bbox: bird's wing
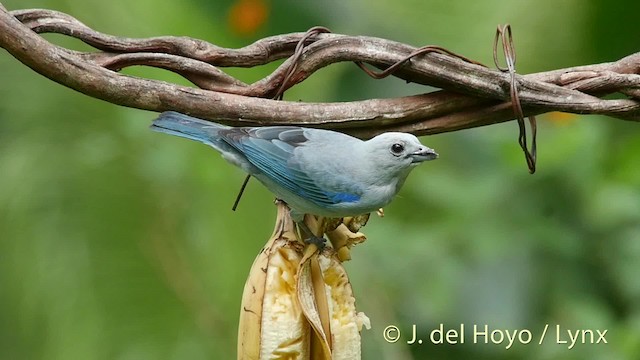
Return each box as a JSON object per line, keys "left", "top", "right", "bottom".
{"left": 218, "top": 127, "right": 360, "bottom": 207}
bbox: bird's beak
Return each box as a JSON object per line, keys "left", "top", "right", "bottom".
{"left": 410, "top": 146, "right": 438, "bottom": 163}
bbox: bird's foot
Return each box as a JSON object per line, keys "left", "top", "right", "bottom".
{"left": 303, "top": 234, "right": 327, "bottom": 251}
{"left": 296, "top": 220, "right": 326, "bottom": 251}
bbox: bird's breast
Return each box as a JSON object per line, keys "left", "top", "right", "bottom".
{"left": 352, "top": 182, "right": 398, "bottom": 211}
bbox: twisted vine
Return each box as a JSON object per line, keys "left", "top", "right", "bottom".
{"left": 1, "top": 4, "right": 639, "bottom": 143}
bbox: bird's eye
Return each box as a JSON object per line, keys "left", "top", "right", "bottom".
{"left": 390, "top": 143, "right": 405, "bottom": 155}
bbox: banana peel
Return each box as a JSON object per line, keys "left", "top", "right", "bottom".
{"left": 237, "top": 202, "right": 370, "bottom": 359}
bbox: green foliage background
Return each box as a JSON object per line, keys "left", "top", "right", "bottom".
{"left": 1, "top": 0, "right": 639, "bottom": 359}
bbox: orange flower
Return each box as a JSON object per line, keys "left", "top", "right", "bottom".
{"left": 228, "top": 0, "right": 269, "bottom": 36}
{"left": 546, "top": 111, "right": 578, "bottom": 125}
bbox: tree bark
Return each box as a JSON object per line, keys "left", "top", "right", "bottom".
{"left": 0, "top": 4, "right": 638, "bottom": 139}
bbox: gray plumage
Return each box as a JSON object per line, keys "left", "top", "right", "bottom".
{"left": 150, "top": 111, "right": 437, "bottom": 222}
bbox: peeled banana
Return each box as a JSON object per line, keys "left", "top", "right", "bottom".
{"left": 237, "top": 201, "right": 370, "bottom": 359}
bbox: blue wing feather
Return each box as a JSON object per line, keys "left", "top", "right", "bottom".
{"left": 151, "top": 112, "right": 361, "bottom": 207}
{"left": 327, "top": 192, "right": 361, "bottom": 203}
{"left": 218, "top": 127, "right": 360, "bottom": 207}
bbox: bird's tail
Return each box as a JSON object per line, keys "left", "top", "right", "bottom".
{"left": 150, "top": 111, "right": 230, "bottom": 147}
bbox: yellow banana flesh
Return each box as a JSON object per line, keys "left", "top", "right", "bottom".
{"left": 237, "top": 202, "right": 370, "bottom": 359}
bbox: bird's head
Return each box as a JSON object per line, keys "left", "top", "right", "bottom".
{"left": 366, "top": 132, "right": 438, "bottom": 173}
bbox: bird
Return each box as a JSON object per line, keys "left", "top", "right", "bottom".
{"left": 150, "top": 111, "right": 438, "bottom": 244}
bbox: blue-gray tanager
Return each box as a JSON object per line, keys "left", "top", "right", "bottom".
{"left": 151, "top": 111, "right": 437, "bottom": 241}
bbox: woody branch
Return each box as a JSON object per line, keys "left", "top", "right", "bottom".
{"left": 0, "top": 4, "right": 639, "bottom": 139}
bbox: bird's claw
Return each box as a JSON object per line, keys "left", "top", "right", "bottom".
{"left": 304, "top": 235, "right": 327, "bottom": 251}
